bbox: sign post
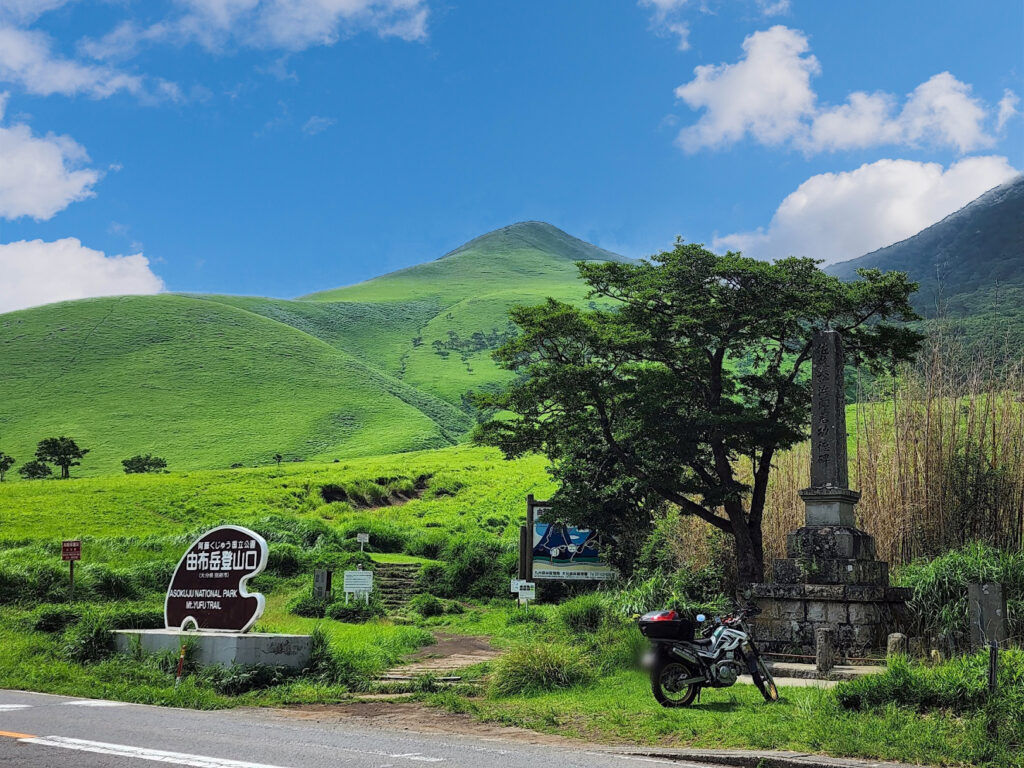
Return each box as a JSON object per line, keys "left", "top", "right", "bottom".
{"left": 62, "top": 540, "right": 81, "bottom": 601}
{"left": 357, "top": 533, "right": 369, "bottom": 552}
{"left": 517, "top": 581, "right": 536, "bottom": 610}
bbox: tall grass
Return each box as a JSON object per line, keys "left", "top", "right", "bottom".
{"left": 763, "top": 338, "right": 1024, "bottom": 569}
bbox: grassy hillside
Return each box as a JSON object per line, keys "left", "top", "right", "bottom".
{"left": 0, "top": 222, "right": 627, "bottom": 478}
{"left": 0, "top": 295, "right": 469, "bottom": 476}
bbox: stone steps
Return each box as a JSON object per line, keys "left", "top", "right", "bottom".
{"left": 375, "top": 562, "right": 425, "bottom": 609}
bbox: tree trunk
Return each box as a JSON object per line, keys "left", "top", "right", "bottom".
{"left": 730, "top": 514, "right": 765, "bottom": 585}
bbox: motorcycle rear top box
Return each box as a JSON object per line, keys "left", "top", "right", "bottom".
{"left": 638, "top": 611, "right": 695, "bottom": 640}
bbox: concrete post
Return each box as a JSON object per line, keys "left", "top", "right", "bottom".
{"left": 815, "top": 627, "right": 836, "bottom": 673}
{"left": 886, "top": 632, "right": 907, "bottom": 658}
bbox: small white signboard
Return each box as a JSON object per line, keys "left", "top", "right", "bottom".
{"left": 517, "top": 581, "right": 536, "bottom": 604}
{"left": 356, "top": 533, "right": 369, "bottom": 544}
{"left": 510, "top": 578, "right": 523, "bottom": 594}
{"left": 343, "top": 570, "right": 374, "bottom": 603}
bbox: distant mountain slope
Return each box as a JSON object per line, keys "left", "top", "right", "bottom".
{"left": 0, "top": 222, "right": 625, "bottom": 476}
{"left": 304, "top": 221, "right": 630, "bottom": 305}
{"left": 828, "top": 176, "right": 1024, "bottom": 317}
{"left": 0, "top": 295, "right": 469, "bottom": 476}
{"left": 297, "top": 221, "right": 630, "bottom": 405}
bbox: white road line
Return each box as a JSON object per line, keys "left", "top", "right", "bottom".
{"left": 0, "top": 704, "right": 31, "bottom": 711}
{"left": 20, "top": 735, "right": 445, "bottom": 765}
{"left": 20, "top": 736, "right": 291, "bottom": 767}
{"left": 60, "top": 699, "right": 128, "bottom": 706}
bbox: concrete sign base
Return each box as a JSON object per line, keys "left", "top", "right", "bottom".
{"left": 113, "top": 629, "right": 311, "bottom": 670}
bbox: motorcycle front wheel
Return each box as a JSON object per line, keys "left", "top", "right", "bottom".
{"left": 749, "top": 655, "right": 780, "bottom": 702}
{"left": 651, "top": 661, "right": 700, "bottom": 708}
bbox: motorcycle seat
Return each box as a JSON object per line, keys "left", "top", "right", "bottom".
{"left": 691, "top": 637, "right": 713, "bottom": 647}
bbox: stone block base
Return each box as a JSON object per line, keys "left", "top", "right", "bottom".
{"left": 773, "top": 557, "right": 889, "bottom": 586}
{"left": 113, "top": 629, "right": 312, "bottom": 670}
{"left": 746, "top": 583, "right": 910, "bottom": 657}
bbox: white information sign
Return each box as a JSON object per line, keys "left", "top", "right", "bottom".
{"left": 517, "top": 581, "right": 536, "bottom": 604}
{"left": 343, "top": 570, "right": 373, "bottom": 603}
{"left": 510, "top": 578, "right": 523, "bottom": 594}
{"left": 356, "top": 533, "right": 369, "bottom": 544}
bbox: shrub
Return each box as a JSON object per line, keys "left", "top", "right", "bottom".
{"left": 432, "top": 534, "right": 511, "bottom": 599}
{"left": 30, "top": 604, "right": 82, "bottom": 633}
{"left": 84, "top": 565, "right": 139, "bottom": 601}
{"left": 837, "top": 649, "right": 1024, "bottom": 743}
{"left": 417, "top": 562, "right": 446, "bottom": 594}
{"left": 326, "top": 600, "right": 381, "bottom": 623}
{"left": 306, "top": 627, "right": 377, "bottom": 690}
{"left": 488, "top": 642, "right": 594, "bottom": 697}
{"left": 103, "top": 604, "right": 164, "bottom": 629}
{"left": 558, "top": 593, "right": 608, "bottom": 634}
{"left": 197, "top": 664, "right": 295, "bottom": 695}
{"left": 287, "top": 593, "right": 331, "bottom": 618}
{"left": 62, "top": 611, "right": 114, "bottom": 663}
{"left": 121, "top": 454, "right": 167, "bottom": 474}
{"left": 507, "top": 609, "right": 546, "bottom": 626}
{"left": 336, "top": 519, "right": 408, "bottom": 553}
{"left": 898, "top": 543, "right": 1024, "bottom": 648}
{"left": 405, "top": 529, "right": 447, "bottom": 559}
{"left": 18, "top": 460, "right": 52, "bottom": 479}
{"left": 409, "top": 593, "right": 445, "bottom": 617}
{"left": 266, "top": 543, "right": 302, "bottom": 577}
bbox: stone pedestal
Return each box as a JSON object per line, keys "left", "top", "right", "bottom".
{"left": 113, "top": 629, "right": 312, "bottom": 670}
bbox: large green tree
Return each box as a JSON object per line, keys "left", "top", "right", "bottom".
{"left": 36, "top": 436, "right": 90, "bottom": 479}
{"left": 474, "top": 242, "right": 922, "bottom": 584}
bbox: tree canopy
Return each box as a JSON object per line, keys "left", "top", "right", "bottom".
{"left": 36, "top": 436, "right": 90, "bottom": 480}
{"left": 474, "top": 242, "right": 922, "bottom": 583}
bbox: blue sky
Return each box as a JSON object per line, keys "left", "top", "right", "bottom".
{"left": 0, "top": 0, "right": 1020, "bottom": 311}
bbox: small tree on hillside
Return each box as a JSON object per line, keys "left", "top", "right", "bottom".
{"left": 0, "top": 452, "right": 14, "bottom": 482}
{"left": 122, "top": 454, "right": 167, "bottom": 474}
{"left": 36, "top": 436, "right": 90, "bottom": 479}
{"left": 474, "top": 242, "right": 922, "bottom": 584}
{"left": 18, "top": 460, "right": 52, "bottom": 480}
{"left": 273, "top": 453, "right": 283, "bottom": 467}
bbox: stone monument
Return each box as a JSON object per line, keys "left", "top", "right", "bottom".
{"left": 748, "top": 330, "right": 908, "bottom": 657}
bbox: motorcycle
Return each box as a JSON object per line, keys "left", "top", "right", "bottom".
{"left": 638, "top": 606, "right": 779, "bottom": 707}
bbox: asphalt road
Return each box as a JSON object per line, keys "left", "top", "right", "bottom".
{"left": 0, "top": 690, "right": 709, "bottom": 768}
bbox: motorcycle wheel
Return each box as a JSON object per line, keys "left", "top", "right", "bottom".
{"left": 651, "top": 661, "right": 700, "bottom": 708}
{"left": 749, "top": 655, "right": 780, "bottom": 703}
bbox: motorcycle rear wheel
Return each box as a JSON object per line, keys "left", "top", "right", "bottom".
{"left": 651, "top": 661, "right": 700, "bottom": 708}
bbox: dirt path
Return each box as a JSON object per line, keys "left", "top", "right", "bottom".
{"left": 388, "top": 632, "right": 501, "bottom": 677}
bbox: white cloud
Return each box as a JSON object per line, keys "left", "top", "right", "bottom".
{"left": 0, "top": 94, "right": 100, "bottom": 220}
{"left": 0, "top": 237, "right": 164, "bottom": 313}
{"left": 78, "top": 0, "right": 429, "bottom": 58}
{"left": 302, "top": 115, "right": 335, "bottom": 135}
{"left": 0, "top": 25, "right": 149, "bottom": 98}
{"left": 714, "top": 156, "right": 1020, "bottom": 264}
{"left": 676, "top": 26, "right": 1000, "bottom": 154}
{"left": 675, "top": 25, "right": 819, "bottom": 151}
{"left": 756, "top": 0, "right": 790, "bottom": 15}
{"left": 997, "top": 89, "right": 1020, "bottom": 131}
